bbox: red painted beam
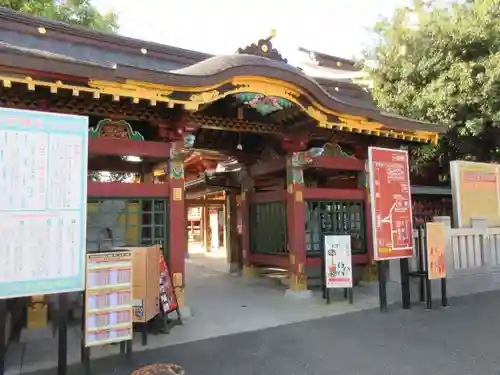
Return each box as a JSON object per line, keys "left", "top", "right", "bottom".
{"left": 88, "top": 181, "right": 168, "bottom": 197}
{"left": 248, "top": 253, "right": 289, "bottom": 268}
{"left": 89, "top": 138, "right": 171, "bottom": 158}
{"left": 251, "top": 190, "right": 287, "bottom": 203}
{"left": 249, "top": 157, "right": 286, "bottom": 177}
{"left": 303, "top": 188, "right": 365, "bottom": 201}
{"left": 311, "top": 156, "right": 365, "bottom": 171}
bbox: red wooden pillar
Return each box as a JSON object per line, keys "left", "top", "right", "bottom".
{"left": 168, "top": 141, "right": 187, "bottom": 308}
{"left": 355, "top": 145, "right": 377, "bottom": 281}
{"left": 285, "top": 154, "right": 310, "bottom": 295}
{"left": 240, "top": 171, "right": 256, "bottom": 278}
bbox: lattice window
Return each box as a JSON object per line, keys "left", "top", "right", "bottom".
{"left": 305, "top": 200, "right": 366, "bottom": 255}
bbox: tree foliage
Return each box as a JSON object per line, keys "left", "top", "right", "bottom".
{"left": 0, "top": 0, "right": 118, "bottom": 33}
{"left": 364, "top": 0, "right": 500, "bottom": 183}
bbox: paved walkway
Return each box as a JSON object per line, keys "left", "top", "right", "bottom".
{"left": 6, "top": 255, "right": 385, "bottom": 375}
{"left": 36, "top": 290, "right": 500, "bottom": 375}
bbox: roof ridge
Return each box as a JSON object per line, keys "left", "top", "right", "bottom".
{"left": 0, "top": 6, "right": 211, "bottom": 61}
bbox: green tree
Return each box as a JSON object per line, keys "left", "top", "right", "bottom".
{"left": 0, "top": 0, "right": 118, "bottom": 33}
{"left": 364, "top": 0, "right": 500, "bottom": 184}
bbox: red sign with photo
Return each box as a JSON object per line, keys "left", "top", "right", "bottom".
{"left": 159, "top": 253, "right": 178, "bottom": 314}
{"left": 368, "top": 147, "right": 414, "bottom": 260}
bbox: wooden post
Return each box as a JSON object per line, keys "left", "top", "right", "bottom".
{"left": 168, "top": 141, "right": 187, "bottom": 308}
{"left": 285, "top": 154, "right": 310, "bottom": 296}
{"left": 227, "top": 191, "right": 242, "bottom": 274}
{"left": 240, "top": 170, "right": 257, "bottom": 278}
{"left": 359, "top": 160, "right": 377, "bottom": 282}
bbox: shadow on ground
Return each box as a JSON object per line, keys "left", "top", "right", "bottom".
{"left": 33, "top": 290, "right": 500, "bottom": 375}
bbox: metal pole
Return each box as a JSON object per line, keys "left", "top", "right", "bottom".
{"left": 418, "top": 227, "right": 425, "bottom": 302}
{"left": 58, "top": 293, "right": 69, "bottom": 375}
{"left": 0, "top": 299, "right": 7, "bottom": 375}
{"left": 400, "top": 258, "right": 411, "bottom": 309}
{"left": 377, "top": 261, "right": 388, "bottom": 312}
{"left": 441, "top": 278, "right": 448, "bottom": 307}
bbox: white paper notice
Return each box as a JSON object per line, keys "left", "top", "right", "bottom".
{"left": 324, "top": 235, "right": 353, "bottom": 288}
{"left": 0, "top": 108, "right": 88, "bottom": 299}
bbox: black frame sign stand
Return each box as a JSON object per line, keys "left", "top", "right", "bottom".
{"left": 400, "top": 225, "right": 448, "bottom": 311}
{"left": 0, "top": 293, "right": 71, "bottom": 375}
{"left": 0, "top": 299, "right": 6, "bottom": 375}
{"left": 321, "top": 233, "right": 354, "bottom": 305}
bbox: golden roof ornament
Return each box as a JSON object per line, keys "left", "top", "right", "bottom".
{"left": 237, "top": 29, "right": 288, "bottom": 63}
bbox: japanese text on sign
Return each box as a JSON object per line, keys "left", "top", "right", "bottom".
{"left": 0, "top": 107, "right": 88, "bottom": 299}
{"left": 85, "top": 251, "right": 134, "bottom": 347}
{"left": 324, "top": 235, "right": 353, "bottom": 288}
{"left": 368, "top": 147, "right": 413, "bottom": 261}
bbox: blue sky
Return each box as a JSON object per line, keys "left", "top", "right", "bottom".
{"left": 92, "top": 0, "right": 412, "bottom": 59}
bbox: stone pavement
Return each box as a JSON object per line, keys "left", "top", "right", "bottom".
{"left": 35, "top": 290, "right": 500, "bottom": 375}
{"left": 5, "top": 255, "right": 386, "bottom": 375}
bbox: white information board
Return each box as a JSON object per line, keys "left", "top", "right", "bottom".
{"left": 324, "top": 235, "right": 353, "bottom": 288}
{"left": 0, "top": 107, "right": 88, "bottom": 299}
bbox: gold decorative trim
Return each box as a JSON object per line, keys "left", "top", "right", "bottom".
{"left": 189, "top": 90, "right": 220, "bottom": 103}
{"left": 0, "top": 75, "right": 439, "bottom": 144}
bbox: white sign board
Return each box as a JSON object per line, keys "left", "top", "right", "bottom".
{"left": 0, "top": 107, "right": 88, "bottom": 299}
{"left": 324, "top": 235, "right": 353, "bottom": 288}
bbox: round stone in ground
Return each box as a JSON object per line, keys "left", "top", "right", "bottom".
{"left": 130, "top": 364, "right": 185, "bottom": 375}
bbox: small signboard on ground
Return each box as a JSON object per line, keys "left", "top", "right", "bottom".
{"left": 368, "top": 147, "right": 414, "bottom": 261}
{"left": 324, "top": 235, "right": 353, "bottom": 288}
{"left": 0, "top": 107, "right": 88, "bottom": 299}
{"left": 426, "top": 222, "right": 447, "bottom": 280}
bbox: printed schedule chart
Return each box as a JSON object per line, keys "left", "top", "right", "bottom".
{"left": 0, "top": 108, "right": 88, "bottom": 299}
{"left": 85, "top": 251, "right": 134, "bottom": 347}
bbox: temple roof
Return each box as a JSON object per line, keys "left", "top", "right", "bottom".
{"left": 0, "top": 6, "right": 447, "bottom": 139}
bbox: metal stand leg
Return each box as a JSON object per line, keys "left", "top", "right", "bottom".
{"left": 57, "top": 293, "right": 69, "bottom": 375}
{"left": 425, "top": 278, "right": 432, "bottom": 310}
{"left": 378, "top": 261, "right": 388, "bottom": 313}
{"left": 0, "top": 299, "right": 7, "bottom": 375}
{"left": 400, "top": 258, "right": 411, "bottom": 309}
{"left": 441, "top": 278, "right": 448, "bottom": 307}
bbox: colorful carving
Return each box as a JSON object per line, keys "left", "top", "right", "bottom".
{"left": 291, "top": 147, "right": 324, "bottom": 167}
{"left": 169, "top": 135, "right": 196, "bottom": 180}
{"left": 88, "top": 119, "right": 144, "bottom": 140}
{"left": 287, "top": 147, "right": 324, "bottom": 185}
{"left": 235, "top": 93, "right": 293, "bottom": 116}
{"left": 322, "top": 143, "right": 354, "bottom": 158}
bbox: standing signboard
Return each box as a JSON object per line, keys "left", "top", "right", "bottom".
{"left": 85, "top": 251, "right": 133, "bottom": 347}
{"left": 159, "top": 252, "right": 178, "bottom": 314}
{"left": 450, "top": 161, "right": 500, "bottom": 228}
{"left": 324, "top": 235, "right": 353, "bottom": 288}
{"left": 426, "top": 222, "right": 447, "bottom": 280}
{"left": 0, "top": 107, "right": 88, "bottom": 298}
{"left": 368, "top": 147, "right": 414, "bottom": 260}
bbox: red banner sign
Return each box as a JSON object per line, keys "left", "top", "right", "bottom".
{"left": 368, "top": 147, "right": 414, "bottom": 260}
{"left": 159, "top": 253, "right": 178, "bottom": 314}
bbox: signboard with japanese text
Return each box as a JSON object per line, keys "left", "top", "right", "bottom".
{"left": 85, "top": 251, "right": 133, "bottom": 347}
{"left": 324, "top": 235, "right": 353, "bottom": 288}
{"left": 159, "top": 252, "right": 178, "bottom": 314}
{"left": 0, "top": 107, "right": 88, "bottom": 299}
{"left": 426, "top": 222, "right": 447, "bottom": 279}
{"left": 450, "top": 161, "right": 500, "bottom": 228}
{"left": 368, "top": 147, "right": 414, "bottom": 260}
